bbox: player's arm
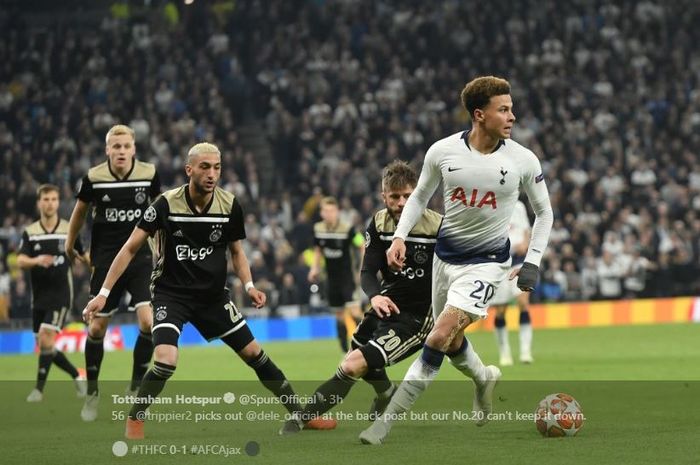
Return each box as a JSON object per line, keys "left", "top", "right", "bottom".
{"left": 17, "top": 231, "right": 53, "bottom": 268}
{"left": 226, "top": 198, "right": 265, "bottom": 308}
{"left": 512, "top": 156, "right": 554, "bottom": 291}
{"left": 308, "top": 245, "right": 322, "bottom": 283}
{"left": 388, "top": 144, "right": 441, "bottom": 270}
{"left": 82, "top": 227, "right": 149, "bottom": 322}
{"left": 73, "top": 233, "right": 90, "bottom": 266}
{"left": 228, "top": 240, "right": 266, "bottom": 309}
{"left": 17, "top": 253, "right": 53, "bottom": 269}
{"left": 66, "top": 199, "right": 90, "bottom": 263}
{"left": 360, "top": 219, "right": 399, "bottom": 317}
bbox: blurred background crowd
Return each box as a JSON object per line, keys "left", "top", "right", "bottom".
{"left": 1, "top": 0, "right": 699, "bottom": 325}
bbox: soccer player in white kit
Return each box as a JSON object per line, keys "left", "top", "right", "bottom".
{"left": 359, "top": 76, "right": 553, "bottom": 445}
{"left": 490, "top": 200, "right": 535, "bottom": 366}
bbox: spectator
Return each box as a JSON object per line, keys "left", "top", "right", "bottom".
{"left": 597, "top": 250, "right": 625, "bottom": 300}
{"left": 0, "top": 262, "right": 10, "bottom": 322}
{"left": 3, "top": 0, "right": 700, "bottom": 317}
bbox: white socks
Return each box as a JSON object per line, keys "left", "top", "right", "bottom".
{"left": 495, "top": 326, "right": 512, "bottom": 360}
{"left": 379, "top": 355, "right": 441, "bottom": 427}
{"left": 448, "top": 338, "right": 487, "bottom": 383}
{"left": 519, "top": 323, "right": 532, "bottom": 356}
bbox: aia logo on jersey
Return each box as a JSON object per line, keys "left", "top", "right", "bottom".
{"left": 450, "top": 187, "right": 497, "bottom": 209}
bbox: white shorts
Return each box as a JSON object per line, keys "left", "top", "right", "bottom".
{"left": 490, "top": 264, "right": 523, "bottom": 306}
{"left": 431, "top": 255, "right": 511, "bottom": 320}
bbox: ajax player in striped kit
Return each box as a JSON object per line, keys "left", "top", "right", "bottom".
{"left": 360, "top": 76, "right": 553, "bottom": 444}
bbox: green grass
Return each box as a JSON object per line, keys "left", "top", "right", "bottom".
{"left": 3, "top": 323, "right": 699, "bottom": 464}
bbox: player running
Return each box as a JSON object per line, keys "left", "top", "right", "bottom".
{"left": 67, "top": 124, "right": 160, "bottom": 421}
{"left": 82, "top": 142, "right": 334, "bottom": 439}
{"left": 280, "top": 160, "right": 440, "bottom": 434}
{"left": 18, "top": 184, "right": 87, "bottom": 402}
{"left": 360, "top": 76, "right": 553, "bottom": 445}
{"left": 309, "top": 196, "right": 364, "bottom": 352}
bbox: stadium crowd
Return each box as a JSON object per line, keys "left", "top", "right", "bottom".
{"left": 1, "top": 0, "right": 699, "bottom": 323}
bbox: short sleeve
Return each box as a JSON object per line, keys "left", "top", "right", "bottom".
{"left": 137, "top": 195, "right": 168, "bottom": 236}
{"left": 75, "top": 175, "right": 93, "bottom": 202}
{"left": 227, "top": 198, "right": 246, "bottom": 242}
{"left": 150, "top": 170, "right": 162, "bottom": 198}
{"left": 18, "top": 231, "right": 31, "bottom": 256}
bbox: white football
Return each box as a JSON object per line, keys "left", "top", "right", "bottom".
{"left": 535, "top": 393, "right": 584, "bottom": 437}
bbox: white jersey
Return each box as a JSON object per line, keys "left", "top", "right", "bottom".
{"left": 395, "top": 131, "right": 552, "bottom": 267}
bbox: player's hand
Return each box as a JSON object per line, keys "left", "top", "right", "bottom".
{"left": 386, "top": 238, "right": 406, "bottom": 271}
{"left": 514, "top": 262, "right": 539, "bottom": 292}
{"left": 370, "top": 295, "right": 400, "bottom": 318}
{"left": 35, "top": 255, "right": 54, "bottom": 268}
{"left": 82, "top": 295, "right": 107, "bottom": 324}
{"left": 66, "top": 247, "right": 87, "bottom": 264}
{"left": 248, "top": 288, "right": 266, "bottom": 309}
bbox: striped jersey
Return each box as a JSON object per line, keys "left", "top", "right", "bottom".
{"left": 18, "top": 219, "right": 83, "bottom": 310}
{"left": 362, "top": 208, "right": 441, "bottom": 314}
{"left": 76, "top": 159, "right": 160, "bottom": 268}
{"left": 136, "top": 185, "right": 245, "bottom": 301}
{"left": 313, "top": 221, "right": 357, "bottom": 284}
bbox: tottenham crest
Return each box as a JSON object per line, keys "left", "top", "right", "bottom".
{"left": 499, "top": 167, "right": 508, "bottom": 185}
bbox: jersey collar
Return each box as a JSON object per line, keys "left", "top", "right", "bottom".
{"left": 184, "top": 184, "right": 215, "bottom": 215}
{"left": 107, "top": 158, "right": 136, "bottom": 181}
{"left": 461, "top": 130, "right": 505, "bottom": 153}
{"left": 39, "top": 218, "right": 60, "bottom": 234}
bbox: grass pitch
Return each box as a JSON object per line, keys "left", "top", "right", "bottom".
{"left": 2, "top": 323, "right": 699, "bottom": 464}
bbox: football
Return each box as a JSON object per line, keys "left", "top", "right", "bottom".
{"left": 535, "top": 393, "right": 584, "bottom": 437}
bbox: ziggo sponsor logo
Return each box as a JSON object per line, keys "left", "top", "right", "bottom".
{"left": 175, "top": 245, "right": 214, "bottom": 261}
